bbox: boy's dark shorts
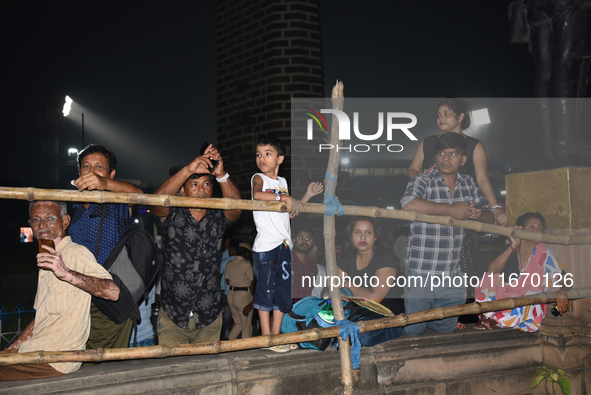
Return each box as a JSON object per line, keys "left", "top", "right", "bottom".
{"left": 253, "top": 242, "right": 292, "bottom": 313}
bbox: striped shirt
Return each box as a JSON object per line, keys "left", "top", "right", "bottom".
{"left": 401, "top": 169, "right": 490, "bottom": 277}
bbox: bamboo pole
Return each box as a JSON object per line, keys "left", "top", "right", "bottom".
{"left": 322, "top": 81, "right": 354, "bottom": 394}
{"left": 1, "top": 187, "right": 589, "bottom": 245}
{"left": 2, "top": 287, "right": 589, "bottom": 367}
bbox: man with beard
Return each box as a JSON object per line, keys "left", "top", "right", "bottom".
{"left": 0, "top": 201, "right": 119, "bottom": 381}
{"left": 153, "top": 145, "right": 241, "bottom": 345}
{"left": 292, "top": 228, "right": 325, "bottom": 303}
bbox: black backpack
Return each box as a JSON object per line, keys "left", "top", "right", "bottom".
{"left": 92, "top": 207, "right": 161, "bottom": 325}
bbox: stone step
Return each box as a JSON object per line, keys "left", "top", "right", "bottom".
{"left": 0, "top": 325, "right": 586, "bottom": 394}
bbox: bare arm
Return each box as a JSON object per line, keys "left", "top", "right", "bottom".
{"left": 75, "top": 174, "right": 142, "bottom": 194}
{"left": 337, "top": 267, "right": 396, "bottom": 303}
{"left": 472, "top": 143, "right": 508, "bottom": 226}
{"left": 300, "top": 182, "right": 324, "bottom": 204}
{"left": 37, "top": 246, "right": 120, "bottom": 301}
{"left": 5, "top": 318, "right": 35, "bottom": 351}
{"left": 152, "top": 145, "right": 243, "bottom": 221}
{"left": 203, "top": 145, "right": 241, "bottom": 221}
{"left": 488, "top": 229, "right": 520, "bottom": 273}
{"left": 407, "top": 140, "right": 425, "bottom": 179}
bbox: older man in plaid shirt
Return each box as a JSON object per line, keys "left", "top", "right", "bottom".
{"left": 401, "top": 133, "right": 496, "bottom": 336}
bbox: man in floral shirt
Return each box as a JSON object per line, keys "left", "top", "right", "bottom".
{"left": 153, "top": 145, "right": 241, "bottom": 345}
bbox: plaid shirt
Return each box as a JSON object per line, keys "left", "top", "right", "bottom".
{"left": 401, "top": 168, "right": 489, "bottom": 277}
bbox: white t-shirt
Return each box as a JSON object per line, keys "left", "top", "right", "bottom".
{"left": 251, "top": 173, "right": 292, "bottom": 252}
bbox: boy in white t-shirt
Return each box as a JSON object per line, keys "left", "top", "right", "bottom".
{"left": 251, "top": 137, "right": 322, "bottom": 339}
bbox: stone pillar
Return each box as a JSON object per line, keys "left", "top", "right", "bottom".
{"left": 216, "top": 0, "right": 324, "bottom": 235}
{"left": 506, "top": 167, "right": 591, "bottom": 371}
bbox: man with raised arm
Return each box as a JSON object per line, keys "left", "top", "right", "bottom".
{"left": 152, "top": 144, "right": 241, "bottom": 345}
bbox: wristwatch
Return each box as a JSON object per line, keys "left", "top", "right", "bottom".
{"left": 216, "top": 172, "right": 230, "bottom": 183}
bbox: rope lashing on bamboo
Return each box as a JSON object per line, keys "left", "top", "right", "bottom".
{"left": 323, "top": 172, "right": 345, "bottom": 216}
{"left": 335, "top": 319, "right": 361, "bottom": 369}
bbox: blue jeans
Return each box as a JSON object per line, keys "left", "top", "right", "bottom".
{"left": 253, "top": 243, "right": 292, "bottom": 313}
{"left": 403, "top": 270, "right": 466, "bottom": 336}
{"left": 356, "top": 313, "right": 404, "bottom": 347}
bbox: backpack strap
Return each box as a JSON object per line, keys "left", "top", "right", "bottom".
{"left": 93, "top": 205, "right": 107, "bottom": 259}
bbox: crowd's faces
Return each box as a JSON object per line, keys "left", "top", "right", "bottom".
{"left": 351, "top": 220, "right": 375, "bottom": 254}
{"left": 30, "top": 202, "right": 69, "bottom": 241}
{"left": 79, "top": 152, "right": 115, "bottom": 179}
{"left": 294, "top": 231, "right": 314, "bottom": 253}
{"left": 255, "top": 144, "right": 283, "bottom": 172}
{"left": 181, "top": 176, "right": 214, "bottom": 199}
{"left": 435, "top": 147, "right": 466, "bottom": 175}
{"left": 524, "top": 217, "right": 544, "bottom": 233}
{"left": 436, "top": 104, "right": 464, "bottom": 133}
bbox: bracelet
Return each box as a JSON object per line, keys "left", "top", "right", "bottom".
{"left": 492, "top": 205, "right": 505, "bottom": 212}
{"left": 510, "top": 245, "right": 516, "bottom": 253}
{"left": 216, "top": 172, "right": 230, "bottom": 183}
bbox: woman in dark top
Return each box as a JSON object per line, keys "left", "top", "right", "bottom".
{"left": 337, "top": 217, "right": 404, "bottom": 316}
{"left": 407, "top": 98, "right": 507, "bottom": 226}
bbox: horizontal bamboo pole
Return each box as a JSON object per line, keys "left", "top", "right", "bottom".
{"left": 2, "top": 287, "right": 589, "bottom": 366}
{"left": 1, "top": 187, "right": 589, "bottom": 245}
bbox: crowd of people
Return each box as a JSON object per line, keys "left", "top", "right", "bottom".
{"left": 0, "top": 99, "right": 570, "bottom": 381}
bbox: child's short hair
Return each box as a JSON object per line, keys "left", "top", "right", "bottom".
{"left": 257, "top": 136, "right": 284, "bottom": 157}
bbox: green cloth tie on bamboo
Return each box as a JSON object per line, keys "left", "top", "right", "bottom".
{"left": 324, "top": 172, "right": 345, "bottom": 216}
{"left": 335, "top": 318, "right": 361, "bottom": 369}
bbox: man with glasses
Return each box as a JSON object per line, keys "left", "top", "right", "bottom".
{"left": 0, "top": 201, "right": 119, "bottom": 381}
{"left": 292, "top": 228, "right": 325, "bottom": 303}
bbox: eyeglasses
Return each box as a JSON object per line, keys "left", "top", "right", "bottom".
{"left": 296, "top": 236, "right": 313, "bottom": 242}
{"left": 28, "top": 215, "right": 63, "bottom": 226}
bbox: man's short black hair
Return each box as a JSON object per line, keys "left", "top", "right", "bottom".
{"left": 77, "top": 145, "right": 117, "bottom": 173}
{"left": 184, "top": 173, "right": 215, "bottom": 188}
{"left": 435, "top": 132, "right": 468, "bottom": 155}
{"left": 257, "top": 136, "right": 284, "bottom": 157}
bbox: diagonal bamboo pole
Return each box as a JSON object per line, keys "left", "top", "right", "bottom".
{"left": 1, "top": 187, "right": 589, "bottom": 245}
{"left": 322, "top": 81, "right": 354, "bottom": 394}
{"left": 2, "top": 287, "right": 588, "bottom": 366}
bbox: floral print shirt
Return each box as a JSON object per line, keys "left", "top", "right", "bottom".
{"left": 160, "top": 207, "right": 230, "bottom": 329}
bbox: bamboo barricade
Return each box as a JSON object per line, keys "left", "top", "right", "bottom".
{"left": 0, "top": 187, "right": 589, "bottom": 245}
{"left": 1, "top": 287, "right": 589, "bottom": 367}
{"left": 322, "top": 81, "right": 354, "bottom": 394}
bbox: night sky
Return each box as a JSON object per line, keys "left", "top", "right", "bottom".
{"left": 1, "top": 1, "right": 586, "bottom": 188}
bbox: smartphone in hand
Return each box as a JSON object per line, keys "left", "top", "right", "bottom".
{"left": 199, "top": 141, "right": 219, "bottom": 174}
{"left": 38, "top": 239, "right": 55, "bottom": 253}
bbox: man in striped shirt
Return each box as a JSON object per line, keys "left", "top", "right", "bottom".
{"left": 400, "top": 133, "right": 495, "bottom": 336}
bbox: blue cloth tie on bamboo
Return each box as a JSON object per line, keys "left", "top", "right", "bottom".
{"left": 335, "top": 319, "right": 361, "bottom": 369}
{"left": 324, "top": 172, "right": 345, "bottom": 216}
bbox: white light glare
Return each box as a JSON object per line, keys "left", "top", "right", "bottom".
{"left": 472, "top": 108, "right": 490, "bottom": 125}
{"left": 500, "top": 190, "right": 507, "bottom": 196}
{"left": 63, "top": 96, "right": 73, "bottom": 117}
{"left": 341, "top": 158, "right": 350, "bottom": 165}
{"left": 68, "top": 148, "right": 79, "bottom": 156}
{"left": 386, "top": 206, "right": 394, "bottom": 210}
